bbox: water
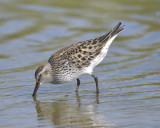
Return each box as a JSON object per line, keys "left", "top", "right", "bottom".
{"left": 0, "top": 0, "right": 160, "bottom": 127}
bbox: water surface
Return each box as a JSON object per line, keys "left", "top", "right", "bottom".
{"left": 0, "top": 0, "right": 160, "bottom": 128}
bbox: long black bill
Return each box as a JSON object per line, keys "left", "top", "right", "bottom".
{"left": 32, "top": 82, "right": 40, "bottom": 96}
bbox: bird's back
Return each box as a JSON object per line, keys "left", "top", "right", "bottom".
{"left": 48, "top": 22, "right": 124, "bottom": 83}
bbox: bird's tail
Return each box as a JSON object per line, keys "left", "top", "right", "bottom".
{"left": 98, "top": 22, "right": 124, "bottom": 43}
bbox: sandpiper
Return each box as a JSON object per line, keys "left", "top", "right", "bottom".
{"left": 32, "top": 22, "right": 124, "bottom": 96}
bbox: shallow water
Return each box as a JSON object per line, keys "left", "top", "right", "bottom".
{"left": 0, "top": 0, "right": 160, "bottom": 128}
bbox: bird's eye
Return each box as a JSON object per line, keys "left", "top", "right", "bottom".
{"left": 38, "top": 74, "right": 42, "bottom": 81}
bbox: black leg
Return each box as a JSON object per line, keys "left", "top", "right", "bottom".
{"left": 91, "top": 75, "right": 99, "bottom": 93}
{"left": 75, "top": 78, "right": 80, "bottom": 92}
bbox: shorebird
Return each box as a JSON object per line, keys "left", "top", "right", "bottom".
{"left": 32, "top": 22, "right": 124, "bottom": 96}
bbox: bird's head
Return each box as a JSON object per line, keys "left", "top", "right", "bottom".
{"left": 32, "top": 63, "right": 52, "bottom": 96}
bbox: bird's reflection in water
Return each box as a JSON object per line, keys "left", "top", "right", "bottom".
{"left": 75, "top": 92, "right": 99, "bottom": 107}
{"left": 33, "top": 93, "right": 112, "bottom": 127}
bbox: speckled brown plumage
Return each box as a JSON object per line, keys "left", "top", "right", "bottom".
{"left": 49, "top": 22, "right": 123, "bottom": 71}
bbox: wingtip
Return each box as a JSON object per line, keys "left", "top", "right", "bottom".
{"left": 118, "top": 22, "right": 123, "bottom": 28}
{"left": 109, "top": 22, "right": 124, "bottom": 37}
{"left": 118, "top": 22, "right": 125, "bottom": 29}
{"left": 118, "top": 22, "right": 122, "bottom": 25}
